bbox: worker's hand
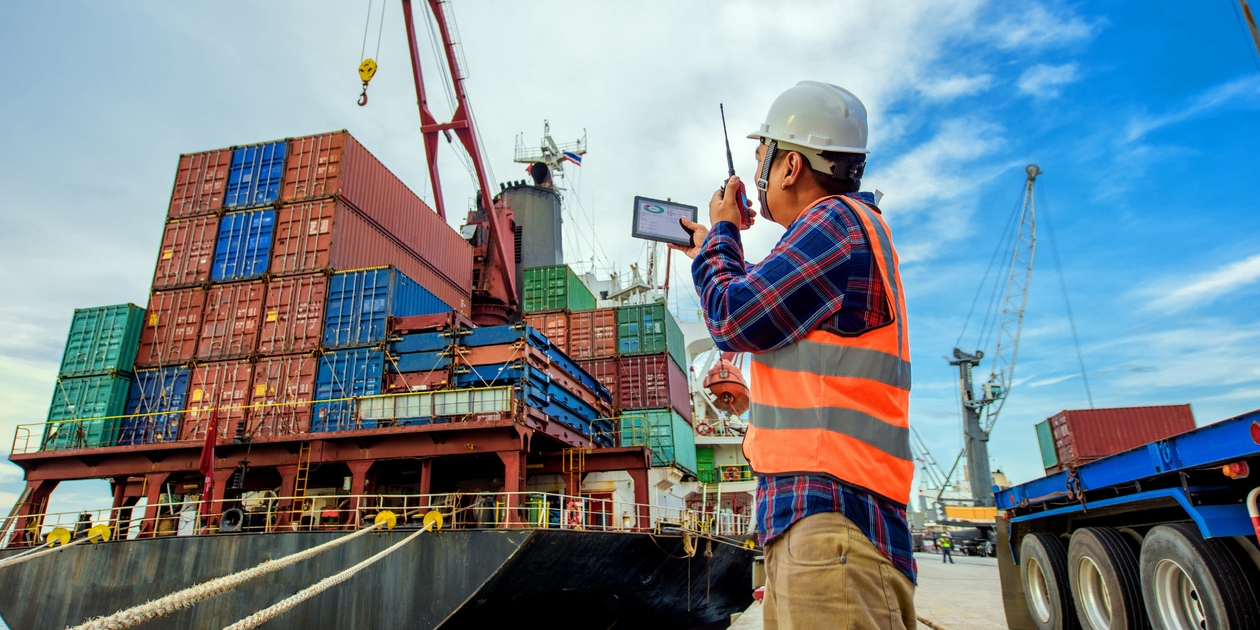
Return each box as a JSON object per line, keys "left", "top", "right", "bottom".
{"left": 710, "top": 176, "right": 756, "bottom": 229}
{"left": 666, "top": 217, "right": 708, "bottom": 259}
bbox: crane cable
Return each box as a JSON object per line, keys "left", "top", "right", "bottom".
{"left": 356, "top": 0, "right": 388, "bottom": 106}
{"left": 1039, "top": 186, "right": 1094, "bottom": 408}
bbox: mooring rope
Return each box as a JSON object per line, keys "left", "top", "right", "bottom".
{"left": 0, "top": 534, "right": 96, "bottom": 570}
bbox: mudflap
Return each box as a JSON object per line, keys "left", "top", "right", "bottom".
{"left": 997, "top": 514, "right": 1036, "bottom": 630}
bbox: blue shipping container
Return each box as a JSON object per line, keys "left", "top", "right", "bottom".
{"left": 323, "top": 268, "right": 452, "bottom": 349}
{"left": 460, "top": 324, "right": 610, "bottom": 403}
{"left": 312, "top": 348, "right": 385, "bottom": 433}
{"left": 453, "top": 361, "right": 610, "bottom": 445}
{"left": 211, "top": 209, "right": 275, "bottom": 282}
{"left": 119, "top": 367, "right": 191, "bottom": 446}
{"left": 224, "top": 141, "right": 287, "bottom": 209}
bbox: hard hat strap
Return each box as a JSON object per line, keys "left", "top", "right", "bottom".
{"left": 756, "top": 140, "right": 778, "bottom": 223}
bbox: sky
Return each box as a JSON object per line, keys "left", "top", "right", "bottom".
{"left": 0, "top": 1, "right": 1258, "bottom": 517}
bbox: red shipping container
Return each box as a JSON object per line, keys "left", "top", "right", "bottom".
{"left": 578, "top": 358, "right": 619, "bottom": 410}
{"left": 250, "top": 354, "right": 318, "bottom": 440}
{"left": 258, "top": 274, "right": 327, "bottom": 355}
{"left": 168, "top": 148, "right": 232, "bottom": 219}
{"left": 152, "top": 215, "right": 219, "bottom": 290}
{"left": 198, "top": 281, "right": 266, "bottom": 361}
{"left": 183, "top": 360, "right": 254, "bottom": 442}
{"left": 270, "top": 199, "right": 470, "bottom": 315}
{"left": 282, "top": 131, "right": 472, "bottom": 298}
{"left": 386, "top": 371, "right": 452, "bottom": 392}
{"left": 569, "top": 308, "right": 618, "bottom": 359}
{"left": 391, "top": 311, "right": 474, "bottom": 334}
{"left": 1049, "top": 405, "right": 1196, "bottom": 469}
{"left": 137, "top": 288, "right": 206, "bottom": 368}
{"left": 524, "top": 311, "right": 569, "bottom": 355}
{"left": 618, "top": 354, "right": 692, "bottom": 423}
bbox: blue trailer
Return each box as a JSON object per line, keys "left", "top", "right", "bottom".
{"left": 994, "top": 409, "right": 1260, "bottom": 630}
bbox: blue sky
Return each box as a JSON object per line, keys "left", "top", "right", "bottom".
{"left": 0, "top": 1, "right": 1257, "bottom": 516}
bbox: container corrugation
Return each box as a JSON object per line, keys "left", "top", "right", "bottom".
{"left": 198, "top": 281, "right": 266, "bottom": 361}
{"left": 392, "top": 349, "right": 451, "bottom": 373}
{"left": 323, "top": 267, "right": 452, "bottom": 349}
{"left": 312, "top": 348, "right": 385, "bottom": 432}
{"left": 152, "top": 215, "right": 220, "bottom": 290}
{"left": 618, "top": 354, "right": 691, "bottom": 423}
{"left": 457, "top": 324, "right": 610, "bottom": 402}
{"left": 269, "top": 199, "right": 470, "bottom": 314}
{"left": 183, "top": 360, "right": 254, "bottom": 441}
{"left": 282, "top": 131, "right": 472, "bottom": 298}
{"left": 168, "top": 149, "right": 232, "bottom": 219}
{"left": 211, "top": 209, "right": 276, "bottom": 282}
{"left": 224, "top": 141, "right": 287, "bottom": 210}
{"left": 577, "top": 358, "right": 619, "bottom": 410}
{"left": 250, "top": 354, "right": 317, "bottom": 440}
{"left": 617, "top": 303, "right": 686, "bottom": 371}
{"left": 58, "top": 304, "right": 145, "bottom": 378}
{"left": 391, "top": 329, "right": 453, "bottom": 354}
{"left": 258, "top": 274, "right": 327, "bottom": 355}
{"left": 119, "top": 367, "right": 191, "bottom": 446}
{"left": 523, "top": 311, "right": 569, "bottom": 355}
{"left": 385, "top": 371, "right": 451, "bottom": 392}
{"left": 569, "top": 308, "right": 618, "bottom": 359}
{"left": 618, "top": 409, "right": 697, "bottom": 476}
{"left": 43, "top": 374, "right": 130, "bottom": 450}
{"left": 136, "top": 288, "right": 206, "bottom": 368}
{"left": 1048, "top": 405, "right": 1196, "bottom": 468}
{"left": 1035, "top": 420, "right": 1057, "bottom": 470}
{"left": 523, "top": 265, "right": 596, "bottom": 313}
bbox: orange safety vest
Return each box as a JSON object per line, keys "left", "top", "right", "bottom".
{"left": 743, "top": 195, "right": 913, "bottom": 505}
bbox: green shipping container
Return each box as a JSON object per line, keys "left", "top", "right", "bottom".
{"left": 43, "top": 374, "right": 130, "bottom": 450}
{"left": 59, "top": 303, "right": 145, "bottom": 378}
{"left": 618, "top": 408, "right": 697, "bottom": 476}
{"left": 1035, "top": 420, "right": 1058, "bottom": 469}
{"left": 523, "top": 265, "right": 597, "bottom": 313}
{"left": 696, "top": 447, "right": 716, "bottom": 484}
{"left": 617, "top": 302, "right": 686, "bottom": 371}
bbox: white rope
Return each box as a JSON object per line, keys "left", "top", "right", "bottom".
{"left": 221, "top": 521, "right": 434, "bottom": 630}
{"left": 70, "top": 522, "right": 388, "bottom": 630}
{"left": 0, "top": 535, "right": 95, "bottom": 570}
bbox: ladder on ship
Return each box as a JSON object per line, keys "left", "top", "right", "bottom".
{"left": 291, "top": 442, "right": 313, "bottom": 521}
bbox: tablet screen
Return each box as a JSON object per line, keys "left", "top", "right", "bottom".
{"left": 631, "top": 196, "right": 699, "bottom": 247}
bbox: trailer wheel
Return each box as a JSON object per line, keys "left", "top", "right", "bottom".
{"left": 1140, "top": 523, "right": 1260, "bottom": 630}
{"left": 1021, "top": 532, "right": 1080, "bottom": 630}
{"left": 1068, "top": 527, "right": 1149, "bottom": 630}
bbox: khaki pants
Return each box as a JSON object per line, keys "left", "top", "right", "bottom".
{"left": 763, "top": 512, "right": 916, "bottom": 630}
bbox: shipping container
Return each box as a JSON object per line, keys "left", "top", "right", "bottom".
{"left": 282, "top": 131, "right": 473, "bottom": 301}
{"left": 577, "top": 358, "right": 619, "bottom": 410}
{"left": 523, "top": 265, "right": 596, "bottom": 313}
{"left": 118, "top": 367, "right": 191, "bottom": 446}
{"left": 269, "top": 199, "right": 470, "bottom": 313}
{"left": 618, "top": 409, "right": 697, "bottom": 476}
{"left": 136, "top": 288, "right": 206, "bottom": 368}
{"left": 696, "top": 447, "right": 715, "bottom": 484}
{"left": 312, "top": 348, "right": 385, "bottom": 432}
{"left": 452, "top": 361, "right": 609, "bottom": 443}
{"left": 152, "top": 215, "right": 220, "bottom": 290}
{"left": 43, "top": 374, "right": 130, "bottom": 450}
{"left": 385, "top": 371, "right": 451, "bottom": 393}
{"left": 390, "top": 311, "right": 473, "bottom": 335}
{"left": 360, "top": 386, "right": 514, "bottom": 427}
{"left": 183, "top": 360, "right": 254, "bottom": 442}
{"left": 257, "top": 274, "right": 327, "bottom": 355}
{"left": 391, "top": 329, "right": 453, "bottom": 354}
{"left": 1035, "top": 420, "right": 1057, "bottom": 470}
{"left": 211, "top": 209, "right": 276, "bottom": 282}
{"left": 198, "top": 281, "right": 266, "bottom": 361}
{"left": 323, "top": 267, "right": 451, "bottom": 349}
{"left": 617, "top": 303, "right": 686, "bottom": 371}
{"left": 1044, "top": 404, "right": 1196, "bottom": 471}
{"left": 58, "top": 304, "right": 145, "bottom": 378}
{"left": 618, "top": 354, "right": 692, "bottom": 423}
{"left": 250, "top": 354, "right": 317, "bottom": 440}
{"left": 524, "top": 311, "right": 569, "bottom": 355}
{"left": 224, "top": 141, "right": 286, "bottom": 210}
{"left": 167, "top": 149, "right": 232, "bottom": 219}
{"left": 569, "top": 308, "right": 618, "bottom": 359}
{"left": 460, "top": 324, "right": 610, "bottom": 403}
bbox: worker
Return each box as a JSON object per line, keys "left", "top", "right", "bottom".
{"left": 671, "top": 81, "right": 915, "bottom": 629}
{"left": 940, "top": 533, "right": 955, "bottom": 564}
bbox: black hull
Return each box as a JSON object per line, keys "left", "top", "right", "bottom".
{"left": 0, "top": 529, "right": 753, "bottom": 629}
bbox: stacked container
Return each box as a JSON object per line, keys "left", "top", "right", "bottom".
{"left": 618, "top": 409, "right": 697, "bottom": 476}
{"left": 1036, "top": 405, "right": 1196, "bottom": 473}
{"left": 522, "top": 265, "right": 596, "bottom": 313}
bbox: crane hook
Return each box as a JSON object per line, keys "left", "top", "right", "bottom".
{"left": 357, "top": 58, "right": 377, "bottom": 107}
{"left": 358, "top": 84, "right": 369, "bottom": 107}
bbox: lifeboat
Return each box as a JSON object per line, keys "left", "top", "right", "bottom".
{"left": 703, "top": 353, "right": 750, "bottom": 416}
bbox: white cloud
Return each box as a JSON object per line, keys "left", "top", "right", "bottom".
{"left": 918, "top": 74, "right": 995, "bottom": 100}
{"left": 1143, "top": 253, "right": 1260, "bottom": 312}
{"left": 1018, "top": 63, "right": 1079, "bottom": 98}
{"left": 1125, "top": 76, "right": 1260, "bottom": 142}
{"left": 988, "top": 4, "right": 1102, "bottom": 50}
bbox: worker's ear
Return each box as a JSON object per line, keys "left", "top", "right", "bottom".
{"left": 780, "top": 152, "right": 805, "bottom": 189}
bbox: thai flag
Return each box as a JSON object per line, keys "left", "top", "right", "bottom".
{"left": 561, "top": 151, "right": 582, "bottom": 166}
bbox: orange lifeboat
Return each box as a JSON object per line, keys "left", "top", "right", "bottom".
{"left": 704, "top": 353, "right": 750, "bottom": 416}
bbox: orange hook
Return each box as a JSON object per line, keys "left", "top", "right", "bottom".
{"left": 357, "top": 82, "right": 369, "bottom": 107}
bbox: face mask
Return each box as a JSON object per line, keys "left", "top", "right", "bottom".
{"left": 755, "top": 140, "right": 778, "bottom": 224}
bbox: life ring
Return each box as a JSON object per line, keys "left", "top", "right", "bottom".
{"left": 722, "top": 466, "right": 742, "bottom": 481}
{"left": 696, "top": 422, "right": 715, "bottom": 436}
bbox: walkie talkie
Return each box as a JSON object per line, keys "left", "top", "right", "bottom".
{"left": 720, "top": 104, "right": 753, "bottom": 230}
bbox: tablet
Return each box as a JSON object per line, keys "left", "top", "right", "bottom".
{"left": 631, "top": 196, "right": 699, "bottom": 247}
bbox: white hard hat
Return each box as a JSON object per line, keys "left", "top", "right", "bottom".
{"left": 748, "top": 81, "right": 869, "bottom": 172}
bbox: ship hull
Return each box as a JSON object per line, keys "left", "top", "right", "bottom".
{"left": 0, "top": 529, "right": 753, "bottom": 629}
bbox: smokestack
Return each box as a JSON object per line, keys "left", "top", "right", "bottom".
{"left": 529, "top": 162, "right": 553, "bottom": 188}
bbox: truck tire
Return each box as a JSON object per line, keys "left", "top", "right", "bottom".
{"left": 1140, "top": 523, "right": 1260, "bottom": 630}
{"left": 1021, "top": 532, "right": 1080, "bottom": 630}
{"left": 1068, "top": 527, "right": 1149, "bottom": 630}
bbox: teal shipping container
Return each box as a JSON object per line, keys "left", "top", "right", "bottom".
{"left": 523, "top": 265, "right": 596, "bottom": 313}
{"left": 1035, "top": 420, "right": 1058, "bottom": 470}
{"left": 617, "top": 303, "right": 686, "bottom": 371}
{"left": 43, "top": 374, "right": 130, "bottom": 450}
{"left": 618, "top": 408, "right": 697, "bottom": 476}
{"left": 58, "top": 304, "right": 145, "bottom": 378}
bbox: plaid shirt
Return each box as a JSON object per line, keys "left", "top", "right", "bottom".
{"left": 692, "top": 193, "right": 917, "bottom": 584}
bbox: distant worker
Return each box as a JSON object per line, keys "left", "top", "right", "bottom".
{"left": 940, "top": 533, "right": 955, "bottom": 564}
{"left": 672, "top": 81, "right": 915, "bottom": 629}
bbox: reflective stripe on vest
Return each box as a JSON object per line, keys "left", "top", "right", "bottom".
{"left": 743, "top": 195, "right": 913, "bottom": 505}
